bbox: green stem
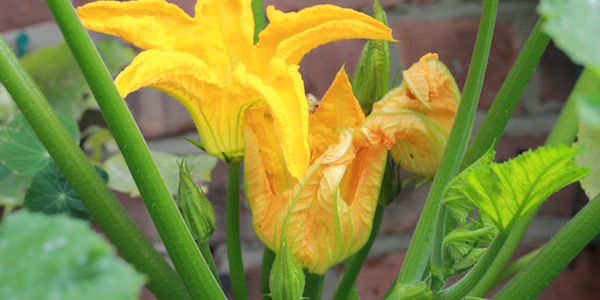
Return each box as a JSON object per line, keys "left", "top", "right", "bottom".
{"left": 387, "top": 0, "right": 498, "bottom": 292}
{"left": 437, "top": 232, "right": 508, "bottom": 300}
{"left": 45, "top": 1, "right": 224, "bottom": 299}
{"left": 493, "top": 194, "right": 600, "bottom": 300}
{"left": 332, "top": 204, "right": 385, "bottom": 300}
{"left": 466, "top": 66, "right": 600, "bottom": 298}
{"left": 492, "top": 247, "right": 541, "bottom": 287}
{"left": 252, "top": 0, "right": 266, "bottom": 44}
{"left": 462, "top": 18, "right": 550, "bottom": 167}
{"left": 303, "top": 273, "right": 325, "bottom": 300}
{"left": 261, "top": 247, "right": 276, "bottom": 299}
{"left": 226, "top": 161, "right": 248, "bottom": 300}
{"left": 199, "top": 244, "right": 221, "bottom": 287}
{"left": 0, "top": 35, "right": 190, "bottom": 300}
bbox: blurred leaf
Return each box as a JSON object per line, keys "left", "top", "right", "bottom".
{"left": 82, "top": 126, "right": 118, "bottom": 164}
{"left": 23, "top": 163, "right": 108, "bottom": 220}
{"left": 0, "top": 165, "right": 31, "bottom": 209}
{"left": 0, "top": 211, "right": 145, "bottom": 300}
{"left": 538, "top": 0, "right": 600, "bottom": 73}
{"left": 443, "top": 146, "right": 589, "bottom": 231}
{"left": 575, "top": 123, "right": 600, "bottom": 200}
{"left": 0, "top": 112, "right": 79, "bottom": 176}
{"left": 103, "top": 151, "right": 218, "bottom": 197}
{"left": 20, "top": 40, "right": 134, "bottom": 120}
{"left": 0, "top": 84, "right": 17, "bottom": 123}
{"left": 577, "top": 92, "right": 600, "bottom": 130}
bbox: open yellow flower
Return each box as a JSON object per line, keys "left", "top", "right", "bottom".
{"left": 244, "top": 68, "right": 388, "bottom": 274}
{"left": 77, "top": 0, "right": 393, "bottom": 177}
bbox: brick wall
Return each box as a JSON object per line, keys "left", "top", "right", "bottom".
{"left": 2, "top": 1, "right": 597, "bottom": 299}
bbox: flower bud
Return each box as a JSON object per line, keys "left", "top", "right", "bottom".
{"left": 177, "top": 161, "right": 215, "bottom": 245}
{"left": 352, "top": 0, "right": 391, "bottom": 116}
{"left": 269, "top": 242, "right": 306, "bottom": 300}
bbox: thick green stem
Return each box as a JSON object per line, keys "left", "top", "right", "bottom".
{"left": 0, "top": 35, "right": 189, "bottom": 300}
{"left": 437, "top": 232, "right": 508, "bottom": 300}
{"left": 332, "top": 204, "right": 385, "bottom": 300}
{"left": 199, "top": 244, "right": 221, "bottom": 287}
{"left": 492, "top": 247, "right": 541, "bottom": 287}
{"left": 462, "top": 18, "right": 550, "bottom": 167}
{"left": 386, "top": 0, "right": 498, "bottom": 292}
{"left": 467, "top": 66, "right": 600, "bottom": 297}
{"left": 303, "top": 273, "right": 325, "bottom": 300}
{"left": 260, "top": 247, "right": 276, "bottom": 298}
{"left": 493, "top": 194, "right": 600, "bottom": 299}
{"left": 45, "top": 1, "right": 224, "bottom": 298}
{"left": 226, "top": 161, "right": 248, "bottom": 300}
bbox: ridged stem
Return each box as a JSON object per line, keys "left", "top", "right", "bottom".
{"left": 226, "top": 161, "right": 248, "bottom": 300}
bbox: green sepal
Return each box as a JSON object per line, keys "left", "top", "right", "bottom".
{"left": 352, "top": 0, "right": 391, "bottom": 115}
{"left": 177, "top": 161, "right": 216, "bottom": 245}
{"left": 269, "top": 242, "right": 306, "bottom": 300}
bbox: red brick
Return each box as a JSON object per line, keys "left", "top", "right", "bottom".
{"left": 540, "top": 41, "right": 578, "bottom": 105}
{"left": 392, "top": 19, "right": 520, "bottom": 110}
{"left": 355, "top": 252, "right": 405, "bottom": 300}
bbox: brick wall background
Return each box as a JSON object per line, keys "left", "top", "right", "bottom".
{"left": 2, "top": 0, "right": 598, "bottom": 299}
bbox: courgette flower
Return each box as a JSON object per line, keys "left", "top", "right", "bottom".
{"left": 245, "top": 54, "right": 459, "bottom": 274}
{"left": 77, "top": 0, "right": 392, "bottom": 177}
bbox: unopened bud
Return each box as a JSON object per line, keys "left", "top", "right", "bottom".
{"left": 269, "top": 242, "right": 306, "bottom": 300}
{"left": 177, "top": 161, "right": 215, "bottom": 245}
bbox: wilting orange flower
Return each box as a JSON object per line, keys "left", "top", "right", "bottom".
{"left": 77, "top": 0, "right": 393, "bottom": 178}
{"left": 370, "top": 53, "right": 461, "bottom": 176}
{"left": 244, "top": 54, "right": 459, "bottom": 274}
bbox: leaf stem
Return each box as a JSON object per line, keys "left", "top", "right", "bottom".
{"left": 226, "top": 161, "right": 248, "bottom": 300}
{"left": 261, "top": 247, "right": 276, "bottom": 298}
{"left": 0, "top": 35, "right": 190, "bottom": 300}
{"left": 493, "top": 193, "right": 600, "bottom": 299}
{"left": 386, "top": 0, "right": 498, "bottom": 292}
{"left": 332, "top": 204, "right": 385, "bottom": 300}
{"left": 44, "top": 0, "right": 225, "bottom": 298}
{"left": 303, "top": 273, "right": 325, "bottom": 300}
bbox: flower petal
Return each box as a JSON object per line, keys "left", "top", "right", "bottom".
{"left": 255, "top": 5, "right": 394, "bottom": 65}
{"left": 309, "top": 67, "right": 365, "bottom": 163}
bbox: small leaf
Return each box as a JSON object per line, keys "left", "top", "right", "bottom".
{"left": 0, "top": 84, "right": 17, "bottom": 123}
{"left": 575, "top": 123, "right": 600, "bottom": 200}
{"left": 538, "top": 0, "right": 600, "bottom": 72}
{"left": 0, "top": 211, "right": 145, "bottom": 300}
{"left": 24, "top": 163, "right": 108, "bottom": 220}
{"left": 0, "top": 166, "right": 31, "bottom": 209}
{"left": 443, "top": 146, "right": 589, "bottom": 231}
{"left": 103, "top": 151, "right": 218, "bottom": 197}
{"left": 0, "top": 112, "right": 79, "bottom": 176}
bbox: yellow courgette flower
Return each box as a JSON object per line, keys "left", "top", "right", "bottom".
{"left": 245, "top": 68, "right": 388, "bottom": 274}
{"left": 245, "top": 54, "right": 459, "bottom": 274}
{"left": 368, "top": 53, "right": 460, "bottom": 176}
{"left": 77, "top": 0, "right": 392, "bottom": 177}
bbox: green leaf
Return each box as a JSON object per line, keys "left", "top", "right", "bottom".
{"left": 20, "top": 41, "right": 134, "bottom": 120}
{"left": 575, "top": 123, "right": 600, "bottom": 200}
{"left": 103, "top": 151, "right": 218, "bottom": 197}
{"left": 577, "top": 92, "right": 600, "bottom": 130}
{"left": 81, "top": 125, "right": 118, "bottom": 164}
{"left": 443, "top": 146, "right": 589, "bottom": 231}
{"left": 0, "top": 112, "right": 79, "bottom": 176}
{"left": 352, "top": 0, "right": 391, "bottom": 115}
{"left": 24, "top": 163, "right": 108, "bottom": 220}
{"left": 538, "top": 0, "right": 600, "bottom": 72}
{"left": 0, "top": 84, "right": 17, "bottom": 123}
{"left": 0, "top": 211, "right": 145, "bottom": 300}
{"left": 0, "top": 165, "right": 31, "bottom": 209}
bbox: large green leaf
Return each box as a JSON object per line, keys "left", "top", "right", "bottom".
{"left": 103, "top": 151, "right": 218, "bottom": 197}
{"left": 20, "top": 41, "right": 135, "bottom": 120}
{"left": 0, "top": 211, "right": 145, "bottom": 300}
{"left": 443, "top": 146, "right": 589, "bottom": 231}
{"left": 0, "top": 112, "right": 79, "bottom": 177}
{"left": 538, "top": 0, "right": 600, "bottom": 73}
{"left": 23, "top": 163, "right": 108, "bottom": 220}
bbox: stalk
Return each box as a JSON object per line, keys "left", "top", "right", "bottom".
{"left": 226, "top": 161, "right": 248, "bottom": 300}
{"left": 303, "top": 273, "right": 325, "bottom": 300}
{"left": 45, "top": 0, "right": 224, "bottom": 298}
{"left": 261, "top": 248, "right": 276, "bottom": 298}
{"left": 387, "top": 0, "right": 498, "bottom": 292}
{"left": 0, "top": 35, "right": 190, "bottom": 300}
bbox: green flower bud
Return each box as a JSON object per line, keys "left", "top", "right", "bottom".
{"left": 352, "top": 0, "right": 391, "bottom": 116}
{"left": 177, "top": 161, "right": 215, "bottom": 245}
{"left": 269, "top": 242, "right": 306, "bottom": 300}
